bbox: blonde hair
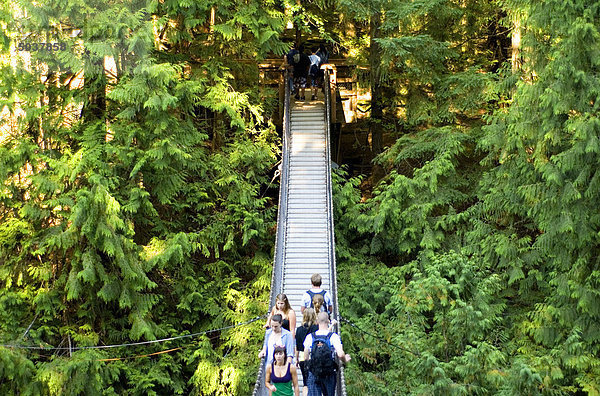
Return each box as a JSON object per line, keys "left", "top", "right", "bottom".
{"left": 312, "top": 293, "right": 324, "bottom": 315}
{"left": 302, "top": 308, "right": 317, "bottom": 327}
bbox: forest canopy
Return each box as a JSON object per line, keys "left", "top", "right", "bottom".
{"left": 1, "top": 0, "right": 599, "bottom": 395}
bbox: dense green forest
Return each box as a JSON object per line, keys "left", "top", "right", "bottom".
{"left": 1, "top": 0, "right": 599, "bottom": 395}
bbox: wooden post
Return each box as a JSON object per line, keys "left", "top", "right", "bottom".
{"left": 279, "top": 71, "right": 284, "bottom": 125}
{"left": 352, "top": 66, "right": 357, "bottom": 123}
{"left": 329, "top": 65, "right": 337, "bottom": 124}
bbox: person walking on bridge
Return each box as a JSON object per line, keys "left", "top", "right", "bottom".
{"left": 303, "top": 312, "right": 351, "bottom": 396}
{"left": 287, "top": 43, "right": 310, "bottom": 101}
{"left": 265, "top": 345, "right": 300, "bottom": 396}
{"left": 265, "top": 293, "right": 298, "bottom": 339}
{"left": 301, "top": 274, "right": 333, "bottom": 315}
{"left": 259, "top": 314, "right": 295, "bottom": 365}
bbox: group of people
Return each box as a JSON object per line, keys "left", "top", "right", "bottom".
{"left": 258, "top": 273, "right": 350, "bottom": 396}
{"left": 283, "top": 43, "right": 330, "bottom": 101}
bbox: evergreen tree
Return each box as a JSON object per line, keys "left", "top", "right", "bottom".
{"left": 477, "top": 1, "right": 600, "bottom": 393}
{"left": 0, "top": 0, "right": 284, "bottom": 393}
{"left": 332, "top": 0, "right": 600, "bottom": 394}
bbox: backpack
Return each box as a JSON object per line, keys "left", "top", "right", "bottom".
{"left": 287, "top": 49, "right": 300, "bottom": 65}
{"left": 308, "top": 332, "right": 337, "bottom": 378}
{"left": 307, "top": 290, "right": 328, "bottom": 314}
{"left": 316, "top": 49, "right": 329, "bottom": 66}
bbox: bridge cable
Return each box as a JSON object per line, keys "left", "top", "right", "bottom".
{"left": 0, "top": 314, "right": 267, "bottom": 351}
{"left": 340, "top": 317, "right": 421, "bottom": 357}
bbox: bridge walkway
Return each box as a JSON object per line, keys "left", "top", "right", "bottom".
{"left": 253, "top": 71, "right": 346, "bottom": 395}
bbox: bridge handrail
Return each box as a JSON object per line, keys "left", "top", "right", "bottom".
{"left": 252, "top": 68, "right": 291, "bottom": 396}
{"left": 324, "top": 68, "right": 347, "bottom": 396}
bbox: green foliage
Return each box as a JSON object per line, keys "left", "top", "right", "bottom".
{"left": 351, "top": 127, "right": 480, "bottom": 258}
{"left": 3, "top": 0, "right": 600, "bottom": 394}
{"left": 36, "top": 351, "right": 121, "bottom": 396}
{"left": 340, "top": 0, "right": 499, "bottom": 127}
{"left": 475, "top": 1, "right": 600, "bottom": 394}
{"left": 332, "top": 0, "right": 600, "bottom": 394}
{"left": 1, "top": 0, "right": 282, "bottom": 394}
{"left": 336, "top": 243, "right": 510, "bottom": 394}
{"left": 0, "top": 347, "right": 41, "bottom": 395}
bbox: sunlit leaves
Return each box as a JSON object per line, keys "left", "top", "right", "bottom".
{"left": 1, "top": 0, "right": 280, "bottom": 393}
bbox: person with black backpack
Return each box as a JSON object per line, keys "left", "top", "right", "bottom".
{"left": 284, "top": 43, "right": 301, "bottom": 95}
{"left": 303, "top": 312, "right": 351, "bottom": 396}
{"left": 284, "top": 43, "right": 310, "bottom": 101}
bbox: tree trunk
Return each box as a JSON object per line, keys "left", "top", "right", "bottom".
{"left": 81, "top": 59, "right": 107, "bottom": 124}
{"left": 511, "top": 16, "right": 522, "bottom": 72}
{"left": 369, "top": 10, "right": 383, "bottom": 155}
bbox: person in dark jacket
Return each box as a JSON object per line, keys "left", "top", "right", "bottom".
{"left": 296, "top": 308, "right": 318, "bottom": 396}
{"left": 315, "top": 44, "right": 329, "bottom": 90}
{"left": 292, "top": 44, "right": 310, "bottom": 100}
